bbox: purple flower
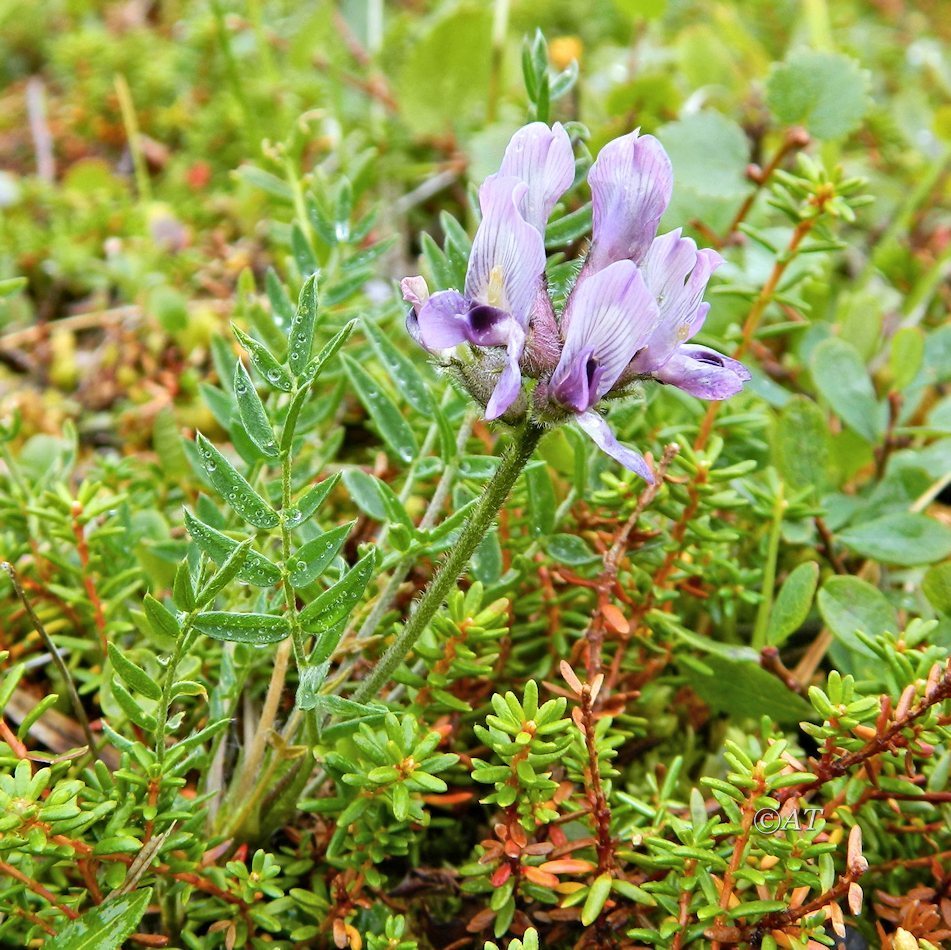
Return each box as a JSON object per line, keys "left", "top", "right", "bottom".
{"left": 402, "top": 123, "right": 574, "bottom": 420}
{"left": 544, "top": 261, "right": 660, "bottom": 481}
{"left": 402, "top": 122, "right": 750, "bottom": 480}
{"left": 581, "top": 132, "right": 750, "bottom": 399}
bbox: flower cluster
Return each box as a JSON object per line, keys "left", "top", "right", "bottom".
{"left": 402, "top": 123, "right": 750, "bottom": 481}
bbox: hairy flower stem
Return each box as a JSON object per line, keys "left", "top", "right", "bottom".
{"left": 348, "top": 421, "right": 544, "bottom": 707}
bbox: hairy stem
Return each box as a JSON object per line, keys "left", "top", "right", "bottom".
{"left": 348, "top": 421, "right": 544, "bottom": 707}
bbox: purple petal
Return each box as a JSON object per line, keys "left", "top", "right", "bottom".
{"left": 551, "top": 346, "right": 605, "bottom": 413}
{"left": 495, "top": 122, "right": 575, "bottom": 234}
{"left": 586, "top": 131, "right": 673, "bottom": 273}
{"left": 653, "top": 344, "right": 751, "bottom": 400}
{"left": 465, "top": 175, "right": 546, "bottom": 332}
{"left": 415, "top": 289, "right": 471, "bottom": 350}
{"left": 552, "top": 260, "right": 659, "bottom": 410}
{"left": 485, "top": 323, "right": 527, "bottom": 420}
{"left": 626, "top": 231, "right": 724, "bottom": 375}
{"left": 576, "top": 410, "right": 654, "bottom": 483}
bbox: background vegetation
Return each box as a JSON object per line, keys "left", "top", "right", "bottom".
{"left": 0, "top": 1, "right": 950, "bottom": 948}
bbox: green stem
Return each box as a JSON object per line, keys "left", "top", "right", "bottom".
{"left": 280, "top": 437, "right": 306, "bottom": 667}
{"left": 156, "top": 617, "right": 197, "bottom": 763}
{"left": 348, "top": 421, "right": 544, "bottom": 708}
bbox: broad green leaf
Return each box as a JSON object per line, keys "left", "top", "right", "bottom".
{"left": 923, "top": 562, "right": 951, "bottom": 615}
{"left": 395, "top": 7, "right": 492, "bottom": 136}
{"left": 525, "top": 461, "right": 556, "bottom": 537}
{"left": 361, "top": 316, "right": 432, "bottom": 414}
{"left": 766, "top": 50, "right": 870, "bottom": 140}
{"left": 289, "top": 274, "right": 318, "bottom": 378}
{"left": 233, "top": 361, "right": 278, "bottom": 457}
{"left": 289, "top": 521, "right": 354, "bottom": 588}
{"left": 342, "top": 354, "right": 418, "bottom": 463}
{"left": 232, "top": 326, "right": 293, "bottom": 392}
{"left": 342, "top": 469, "right": 388, "bottom": 520}
{"left": 817, "top": 576, "right": 897, "bottom": 656}
{"left": 472, "top": 528, "right": 502, "bottom": 585}
{"left": 685, "top": 655, "right": 813, "bottom": 722}
{"left": 809, "top": 337, "right": 885, "bottom": 444}
{"left": 194, "top": 433, "right": 279, "bottom": 529}
{"left": 545, "top": 534, "right": 599, "bottom": 566}
{"left": 767, "top": 562, "right": 820, "bottom": 647}
{"left": 143, "top": 593, "right": 181, "bottom": 640}
{"left": 108, "top": 643, "right": 161, "bottom": 701}
{"left": 299, "top": 549, "right": 376, "bottom": 634}
{"left": 772, "top": 397, "right": 830, "bottom": 494}
{"left": 183, "top": 508, "right": 281, "bottom": 586}
{"left": 658, "top": 111, "right": 749, "bottom": 232}
{"left": 838, "top": 512, "right": 951, "bottom": 566}
{"left": 52, "top": 888, "right": 152, "bottom": 950}
{"left": 888, "top": 327, "right": 925, "bottom": 391}
{"left": 193, "top": 611, "right": 290, "bottom": 645}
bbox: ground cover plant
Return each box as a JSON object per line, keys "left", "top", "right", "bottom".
{"left": 1, "top": 1, "right": 950, "bottom": 948}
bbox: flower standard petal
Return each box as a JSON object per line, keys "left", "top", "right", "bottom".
{"left": 586, "top": 131, "right": 673, "bottom": 273}
{"left": 465, "top": 175, "right": 546, "bottom": 331}
{"left": 576, "top": 411, "right": 654, "bottom": 483}
{"left": 495, "top": 122, "right": 575, "bottom": 234}
{"left": 553, "top": 260, "right": 660, "bottom": 410}
{"left": 652, "top": 344, "right": 752, "bottom": 400}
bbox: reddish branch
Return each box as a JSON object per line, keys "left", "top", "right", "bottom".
{"left": 70, "top": 502, "right": 107, "bottom": 654}
{"left": 778, "top": 661, "right": 951, "bottom": 804}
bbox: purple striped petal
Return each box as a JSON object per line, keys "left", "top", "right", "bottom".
{"left": 552, "top": 260, "right": 659, "bottom": 411}
{"left": 653, "top": 344, "right": 751, "bottom": 400}
{"left": 465, "top": 175, "right": 546, "bottom": 332}
{"left": 626, "top": 231, "right": 724, "bottom": 375}
{"left": 586, "top": 131, "right": 673, "bottom": 273}
{"left": 495, "top": 122, "right": 575, "bottom": 234}
{"left": 576, "top": 410, "right": 654, "bottom": 483}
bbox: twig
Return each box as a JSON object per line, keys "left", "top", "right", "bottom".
{"left": 1, "top": 562, "right": 99, "bottom": 760}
